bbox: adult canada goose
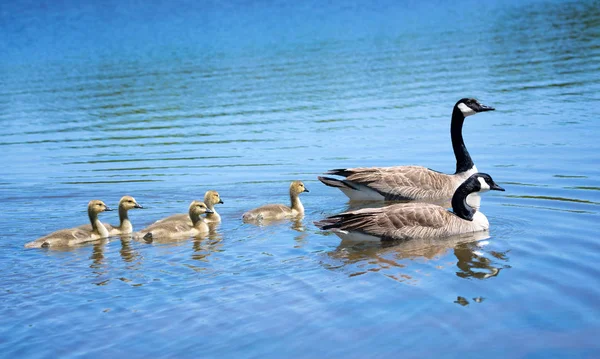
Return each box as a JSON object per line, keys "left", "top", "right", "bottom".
{"left": 314, "top": 173, "right": 504, "bottom": 242}
{"left": 318, "top": 98, "right": 495, "bottom": 201}
{"left": 154, "top": 190, "right": 223, "bottom": 224}
{"left": 242, "top": 181, "right": 309, "bottom": 223}
{"left": 25, "top": 200, "right": 113, "bottom": 248}
{"left": 138, "top": 200, "right": 213, "bottom": 242}
{"left": 79, "top": 196, "right": 143, "bottom": 235}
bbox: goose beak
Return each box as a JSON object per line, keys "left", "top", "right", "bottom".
{"left": 205, "top": 208, "right": 214, "bottom": 214}
{"left": 477, "top": 103, "right": 495, "bottom": 112}
{"left": 304, "top": 188, "right": 310, "bottom": 193}
{"left": 105, "top": 206, "right": 114, "bottom": 211}
{"left": 491, "top": 183, "right": 505, "bottom": 191}
{"left": 134, "top": 203, "right": 144, "bottom": 209}
{"left": 218, "top": 200, "right": 224, "bottom": 204}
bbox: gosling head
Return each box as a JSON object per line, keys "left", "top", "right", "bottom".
{"left": 290, "top": 180, "right": 309, "bottom": 196}
{"left": 455, "top": 98, "right": 495, "bottom": 118}
{"left": 88, "top": 200, "right": 113, "bottom": 214}
{"left": 189, "top": 200, "right": 214, "bottom": 216}
{"left": 119, "top": 195, "right": 143, "bottom": 211}
{"left": 204, "top": 190, "right": 223, "bottom": 206}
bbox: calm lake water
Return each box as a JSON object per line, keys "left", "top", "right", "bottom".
{"left": 2, "top": 0, "right": 600, "bottom": 357}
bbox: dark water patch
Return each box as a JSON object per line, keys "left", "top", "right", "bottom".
{"left": 506, "top": 195, "right": 599, "bottom": 205}
{"left": 501, "top": 203, "right": 595, "bottom": 215}
{"left": 554, "top": 175, "right": 588, "bottom": 179}
{"left": 567, "top": 186, "right": 600, "bottom": 191}
{"left": 61, "top": 179, "right": 162, "bottom": 185}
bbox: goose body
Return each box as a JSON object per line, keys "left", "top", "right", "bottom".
{"left": 79, "top": 196, "right": 143, "bottom": 235}
{"left": 25, "top": 200, "right": 113, "bottom": 248}
{"left": 315, "top": 173, "right": 504, "bottom": 242}
{"left": 154, "top": 191, "right": 223, "bottom": 225}
{"left": 242, "top": 181, "right": 309, "bottom": 223}
{"left": 318, "top": 98, "right": 495, "bottom": 201}
{"left": 138, "top": 201, "right": 212, "bottom": 242}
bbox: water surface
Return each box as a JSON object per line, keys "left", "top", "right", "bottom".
{"left": 1, "top": 0, "right": 600, "bottom": 357}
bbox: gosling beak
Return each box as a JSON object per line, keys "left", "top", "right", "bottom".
{"left": 105, "top": 206, "right": 114, "bottom": 211}
{"left": 218, "top": 200, "right": 224, "bottom": 204}
{"left": 134, "top": 203, "right": 144, "bottom": 209}
{"left": 491, "top": 183, "right": 505, "bottom": 191}
{"left": 477, "top": 103, "right": 495, "bottom": 112}
{"left": 304, "top": 188, "right": 310, "bottom": 193}
{"left": 205, "top": 208, "right": 214, "bottom": 214}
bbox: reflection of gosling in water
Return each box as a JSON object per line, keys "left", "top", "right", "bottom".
{"left": 154, "top": 190, "right": 223, "bottom": 225}
{"left": 138, "top": 201, "right": 213, "bottom": 242}
{"left": 79, "top": 196, "right": 143, "bottom": 235}
{"left": 25, "top": 200, "right": 113, "bottom": 248}
{"left": 242, "top": 181, "right": 309, "bottom": 223}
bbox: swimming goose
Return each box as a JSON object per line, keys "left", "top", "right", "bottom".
{"left": 314, "top": 173, "right": 504, "bottom": 242}
{"left": 138, "top": 200, "right": 213, "bottom": 242}
{"left": 79, "top": 196, "right": 143, "bottom": 235}
{"left": 154, "top": 190, "right": 223, "bottom": 225}
{"left": 242, "top": 181, "right": 309, "bottom": 223}
{"left": 25, "top": 200, "right": 113, "bottom": 248}
{"left": 318, "top": 98, "right": 495, "bottom": 201}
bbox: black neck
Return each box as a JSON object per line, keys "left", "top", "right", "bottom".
{"left": 451, "top": 181, "right": 476, "bottom": 221}
{"left": 451, "top": 106, "right": 474, "bottom": 174}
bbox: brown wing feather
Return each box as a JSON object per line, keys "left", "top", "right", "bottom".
{"left": 330, "top": 203, "right": 462, "bottom": 240}
{"left": 339, "top": 166, "right": 455, "bottom": 200}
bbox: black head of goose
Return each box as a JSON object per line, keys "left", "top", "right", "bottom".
{"left": 318, "top": 98, "right": 495, "bottom": 201}
{"left": 314, "top": 173, "right": 504, "bottom": 242}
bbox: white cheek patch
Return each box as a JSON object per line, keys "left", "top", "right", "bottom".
{"left": 458, "top": 103, "right": 476, "bottom": 117}
{"left": 477, "top": 177, "right": 490, "bottom": 192}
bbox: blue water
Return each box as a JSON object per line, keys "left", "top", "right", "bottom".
{"left": 2, "top": 0, "right": 600, "bottom": 357}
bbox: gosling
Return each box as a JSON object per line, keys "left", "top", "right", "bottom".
{"left": 25, "top": 200, "right": 113, "bottom": 248}
{"left": 154, "top": 190, "right": 223, "bottom": 225}
{"left": 242, "top": 181, "right": 309, "bottom": 223}
{"left": 79, "top": 195, "right": 143, "bottom": 235}
{"left": 138, "top": 200, "right": 213, "bottom": 242}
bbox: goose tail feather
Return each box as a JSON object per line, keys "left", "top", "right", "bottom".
{"left": 318, "top": 176, "right": 358, "bottom": 190}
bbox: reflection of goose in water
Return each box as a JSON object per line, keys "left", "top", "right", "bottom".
{"left": 325, "top": 230, "right": 509, "bottom": 282}
{"left": 118, "top": 236, "right": 142, "bottom": 265}
{"left": 454, "top": 241, "right": 509, "bottom": 279}
{"left": 89, "top": 239, "right": 109, "bottom": 270}
{"left": 191, "top": 230, "right": 224, "bottom": 263}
